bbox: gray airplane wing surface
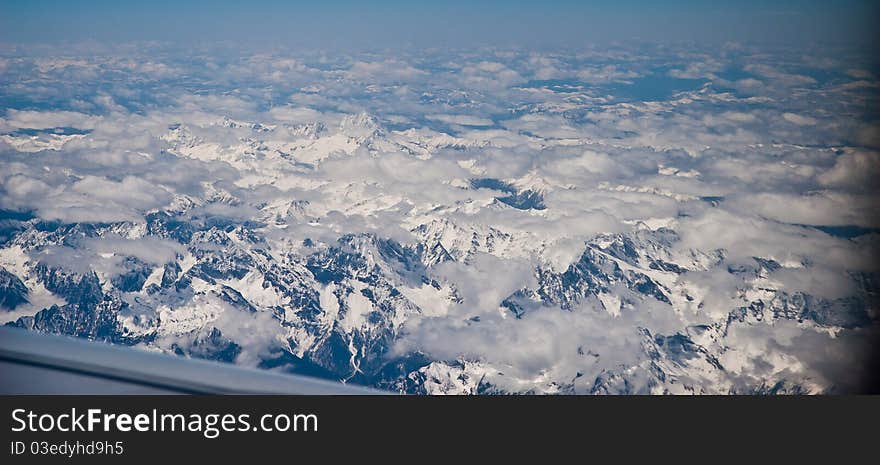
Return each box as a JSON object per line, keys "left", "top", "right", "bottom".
{"left": 0, "top": 327, "right": 383, "bottom": 395}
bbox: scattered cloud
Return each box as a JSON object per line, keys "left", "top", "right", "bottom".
{"left": 1, "top": 42, "right": 877, "bottom": 393}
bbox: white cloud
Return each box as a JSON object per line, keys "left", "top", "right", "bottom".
{"left": 576, "top": 64, "right": 638, "bottom": 83}
{"left": 818, "top": 149, "right": 880, "bottom": 192}
{"left": 3, "top": 110, "right": 102, "bottom": 129}
{"left": 0, "top": 44, "right": 876, "bottom": 394}
{"left": 782, "top": 112, "right": 817, "bottom": 126}
{"left": 347, "top": 60, "right": 427, "bottom": 81}
{"left": 426, "top": 114, "right": 494, "bottom": 127}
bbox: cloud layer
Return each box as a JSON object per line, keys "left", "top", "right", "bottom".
{"left": 1, "top": 41, "right": 878, "bottom": 393}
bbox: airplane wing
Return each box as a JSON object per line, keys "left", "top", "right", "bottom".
{"left": 0, "top": 326, "right": 384, "bottom": 395}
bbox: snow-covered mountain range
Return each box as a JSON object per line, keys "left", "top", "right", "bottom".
{"left": 1, "top": 43, "right": 877, "bottom": 393}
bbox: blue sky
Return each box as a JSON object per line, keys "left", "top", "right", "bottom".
{"left": 1, "top": 0, "right": 877, "bottom": 49}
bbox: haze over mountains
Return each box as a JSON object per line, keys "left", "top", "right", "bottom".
{"left": 1, "top": 40, "right": 878, "bottom": 393}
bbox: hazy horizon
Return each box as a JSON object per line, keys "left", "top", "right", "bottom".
{"left": 1, "top": 1, "right": 878, "bottom": 52}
